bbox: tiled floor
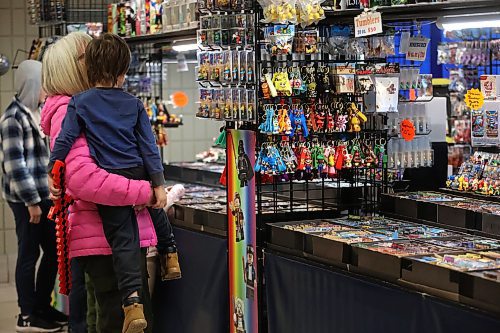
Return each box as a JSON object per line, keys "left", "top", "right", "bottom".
{"left": 0, "top": 283, "right": 18, "bottom": 333}
{"left": 0, "top": 283, "right": 69, "bottom": 333}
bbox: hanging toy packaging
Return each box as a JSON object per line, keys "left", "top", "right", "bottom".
{"left": 264, "top": 25, "right": 295, "bottom": 56}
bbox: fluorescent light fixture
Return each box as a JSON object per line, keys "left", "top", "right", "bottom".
{"left": 172, "top": 43, "right": 198, "bottom": 52}
{"left": 437, "top": 13, "right": 500, "bottom": 31}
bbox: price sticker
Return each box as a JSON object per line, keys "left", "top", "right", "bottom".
{"left": 400, "top": 119, "right": 416, "bottom": 141}
{"left": 465, "top": 88, "right": 485, "bottom": 111}
{"left": 406, "top": 36, "right": 430, "bottom": 62}
{"left": 354, "top": 11, "right": 382, "bottom": 38}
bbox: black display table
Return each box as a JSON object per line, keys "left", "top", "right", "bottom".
{"left": 153, "top": 227, "right": 228, "bottom": 333}
{"left": 265, "top": 251, "right": 500, "bottom": 333}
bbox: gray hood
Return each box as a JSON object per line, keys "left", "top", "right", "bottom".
{"left": 14, "top": 60, "right": 42, "bottom": 113}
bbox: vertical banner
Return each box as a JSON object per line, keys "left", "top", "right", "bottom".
{"left": 227, "top": 129, "right": 258, "bottom": 333}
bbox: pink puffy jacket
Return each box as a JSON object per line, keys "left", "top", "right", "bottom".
{"left": 41, "top": 95, "right": 157, "bottom": 258}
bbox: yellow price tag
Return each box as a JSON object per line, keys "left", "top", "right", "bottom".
{"left": 465, "top": 88, "right": 485, "bottom": 111}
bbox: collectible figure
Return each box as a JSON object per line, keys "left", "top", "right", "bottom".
{"left": 229, "top": 193, "right": 245, "bottom": 242}
{"left": 237, "top": 140, "right": 254, "bottom": 187}
{"left": 242, "top": 245, "right": 257, "bottom": 299}
{"left": 233, "top": 298, "right": 246, "bottom": 333}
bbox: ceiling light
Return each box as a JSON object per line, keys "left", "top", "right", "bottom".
{"left": 437, "top": 13, "right": 500, "bottom": 31}
{"left": 172, "top": 43, "right": 198, "bottom": 52}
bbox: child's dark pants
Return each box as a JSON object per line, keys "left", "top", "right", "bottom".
{"left": 96, "top": 166, "right": 176, "bottom": 303}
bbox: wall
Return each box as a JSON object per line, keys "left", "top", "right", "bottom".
{"left": 161, "top": 62, "right": 221, "bottom": 163}
{"left": 0, "top": 6, "right": 218, "bottom": 282}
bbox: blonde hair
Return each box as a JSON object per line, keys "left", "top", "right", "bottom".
{"left": 42, "top": 32, "right": 92, "bottom": 96}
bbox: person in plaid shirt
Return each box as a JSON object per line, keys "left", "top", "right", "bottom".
{"left": 0, "top": 60, "right": 66, "bottom": 332}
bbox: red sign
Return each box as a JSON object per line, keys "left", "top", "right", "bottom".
{"left": 400, "top": 119, "right": 416, "bottom": 141}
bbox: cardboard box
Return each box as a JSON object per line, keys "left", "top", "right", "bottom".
{"left": 401, "top": 256, "right": 461, "bottom": 293}
{"left": 459, "top": 270, "right": 500, "bottom": 315}
{"left": 304, "top": 233, "right": 352, "bottom": 265}
{"left": 481, "top": 213, "right": 500, "bottom": 236}
{"left": 437, "top": 205, "right": 477, "bottom": 229}
{"left": 266, "top": 222, "right": 306, "bottom": 252}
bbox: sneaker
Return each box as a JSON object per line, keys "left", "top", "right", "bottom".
{"left": 160, "top": 252, "right": 182, "bottom": 281}
{"left": 122, "top": 302, "right": 147, "bottom": 333}
{"left": 35, "top": 306, "right": 69, "bottom": 326}
{"left": 16, "top": 314, "right": 63, "bottom": 333}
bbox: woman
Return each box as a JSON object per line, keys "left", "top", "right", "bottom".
{"left": 40, "top": 32, "right": 157, "bottom": 333}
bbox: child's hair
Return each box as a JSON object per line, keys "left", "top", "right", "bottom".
{"left": 85, "top": 33, "right": 131, "bottom": 86}
{"left": 42, "top": 32, "right": 92, "bottom": 96}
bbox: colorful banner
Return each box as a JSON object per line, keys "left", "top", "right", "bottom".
{"left": 227, "top": 129, "right": 258, "bottom": 333}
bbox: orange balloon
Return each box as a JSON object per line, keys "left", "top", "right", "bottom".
{"left": 171, "top": 91, "right": 189, "bottom": 108}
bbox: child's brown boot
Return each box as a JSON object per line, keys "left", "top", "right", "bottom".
{"left": 122, "top": 300, "right": 147, "bottom": 333}
{"left": 160, "top": 252, "right": 182, "bottom": 281}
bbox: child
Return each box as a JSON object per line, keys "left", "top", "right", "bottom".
{"left": 48, "top": 33, "right": 181, "bottom": 333}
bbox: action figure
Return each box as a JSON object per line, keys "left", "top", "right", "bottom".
{"left": 242, "top": 245, "right": 257, "bottom": 299}
{"left": 233, "top": 297, "right": 246, "bottom": 333}
{"left": 229, "top": 193, "right": 245, "bottom": 242}
{"left": 237, "top": 140, "right": 254, "bottom": 187}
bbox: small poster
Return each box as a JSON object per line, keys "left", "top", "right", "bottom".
{"left": 375, "top": 76, "right": 399, "bottom": 112}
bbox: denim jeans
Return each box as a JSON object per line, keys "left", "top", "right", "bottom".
{"left": 8, "top": 199, "right": 57, "bottom": 316}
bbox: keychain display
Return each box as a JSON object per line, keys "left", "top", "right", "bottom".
{"left": 198, "top": 14, "right": 254, "bottom": 48}
{"left": 198, "top": 88, "right": 256, "bottom": 121}
{"left": 438, "top": 41, "right": 491, "bottom": 67}
{"left": 197, "top": 50, "right": 255, "bottom": 85}
{"left": 254, "top": 138, "right": 387, "bottom": 179}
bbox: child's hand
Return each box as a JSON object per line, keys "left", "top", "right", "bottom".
{"left": 48, "top": 173, "right": 62, "bottom": 200}
{"left": 152, "top": 186, "right": 167, "bottom": 209}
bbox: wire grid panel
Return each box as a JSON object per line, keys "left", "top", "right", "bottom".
{"left": 65, "top": 0, "right": 115, "bottom": 29}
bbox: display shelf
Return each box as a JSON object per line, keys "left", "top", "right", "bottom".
{"left": 439, "top": 188, "right": 500, "bottom": 204}
{"left": 124, "top": 28, "right": 198, "bottom": 45}
{"left": 324, "top": 0, "right": 500, "bottom": 23}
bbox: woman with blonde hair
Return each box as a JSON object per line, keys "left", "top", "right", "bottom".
{"left": 41, "top": 32, "right": 157, "bottom": 333}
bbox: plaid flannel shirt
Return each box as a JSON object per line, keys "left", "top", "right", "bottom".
{"left": 0, "top": 98, "right": 49, "bottom": 205}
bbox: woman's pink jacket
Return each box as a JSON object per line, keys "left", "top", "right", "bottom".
{"left": 41, "top": 95, "right": 157, "bottom": 258}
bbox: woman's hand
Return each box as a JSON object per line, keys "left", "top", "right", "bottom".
{"left": 48, "top": 173, "right": 62, "bottom": 200}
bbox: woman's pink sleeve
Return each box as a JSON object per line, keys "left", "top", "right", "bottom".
{"left": 64, "top": 137, "right": 152, "bottom": 206}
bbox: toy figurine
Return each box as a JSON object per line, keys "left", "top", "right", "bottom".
{"left": 237, "top": 140, "right": 254, "bottom": 187}
{"left": 242, "top": 245, "right": 257, "bottom": 299}
{"left": 458, "top": 175, "right": 465, "bottom": 191}
{"left": 247, "top": 65, "right": 254, "bottom": 82}
{"left": 233, "top": 298, "right": 246, "bottom": 333}
{"left": 229, "top": 193, "right": 245, "bottom": 242}
{"left": 289, "top": 108, "right": 309, "bottom": 138}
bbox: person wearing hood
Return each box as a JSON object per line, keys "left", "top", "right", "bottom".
{"left": 0, "top": 60, "right": 66, "bottom": 332}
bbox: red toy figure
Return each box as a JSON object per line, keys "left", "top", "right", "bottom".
{"left": 48, "top": 160, "right": 74, "bottom": 296}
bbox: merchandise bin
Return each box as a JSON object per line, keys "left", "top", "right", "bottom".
{"left": 459, "top": 270, "right": 500, "bottom": 315}
{"left": 437, "top": 204, "right": 478, "bottom": 229}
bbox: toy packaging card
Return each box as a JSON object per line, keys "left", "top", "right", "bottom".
{"left": 471, "top": 102, "right": 500, "bottom": 147}
{"left": 480, "top": 75, "right": 500, "bottom": 101}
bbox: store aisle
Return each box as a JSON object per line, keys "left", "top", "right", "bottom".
{"left": 0, "top": 283, "right": 18, "bottom": 333}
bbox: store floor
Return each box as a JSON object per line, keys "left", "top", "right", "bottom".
{"left": 0, "top": 283, "right": 70, "bottom": 332}
{"left": 0, "top": 283, "right": 19, "bottom": 333}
